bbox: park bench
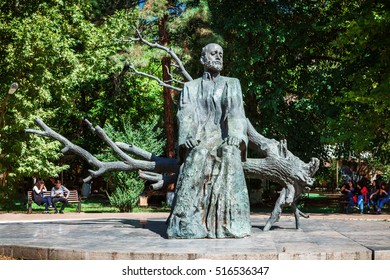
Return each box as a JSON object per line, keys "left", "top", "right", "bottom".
{"left": 338, "top": 195, "right": 350, "bottom": 213}
{"left": 298, "top": 194, "right": 344, "bottom": 213}
{"left": 27, "top": 190, "right": 81, "bottom": 214}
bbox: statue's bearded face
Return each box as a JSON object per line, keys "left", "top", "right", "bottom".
{"left": 202, "top": 44, "right": 223, "bottom": 72}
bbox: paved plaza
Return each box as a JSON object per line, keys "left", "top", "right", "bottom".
{"left": 0, "top": 212, "right": 389, "bottom": 260}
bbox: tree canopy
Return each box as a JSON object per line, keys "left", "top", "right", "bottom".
{"left": 0, "top": 1, "right": 163, "bottom": 202}
{"left": 208, "top": 0, "right": 389, "bottom": 166}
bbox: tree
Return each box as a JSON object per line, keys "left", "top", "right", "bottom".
{"left": 125, "top": 0, "right": 217, "bottom": 159}
{"left": 207, "top": 0, "right": 389, "bottom": 172}
{"left": 0, "top": 1, "right": 83, "bottom": 206}
{"left": 324, "top": 0, "right": 390, "bottom": 164}
{"left": 0, "top": 1, "right": 164, "bottom": 209}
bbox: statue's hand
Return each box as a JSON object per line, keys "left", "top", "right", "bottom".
{"left": 225, "top": 136, "right": 240, "bottom": 147}
{"left": 184, "top": 138, "right": 200, "bottom": 149}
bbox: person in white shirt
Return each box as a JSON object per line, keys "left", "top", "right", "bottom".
{"left": 32, "top": 180, "right": 52, "bottom": 214}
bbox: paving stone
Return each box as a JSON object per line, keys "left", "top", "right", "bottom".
{"left": 0, "top": 213, "right": 388, "bottom": 260}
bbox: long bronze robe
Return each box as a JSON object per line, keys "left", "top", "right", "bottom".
{"left": 167, "top": 74, "right": 251, "bottom": 238}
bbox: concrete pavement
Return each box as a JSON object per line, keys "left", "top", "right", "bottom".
{"left": 0, "top": 212, "right": 389, "bottom": 260}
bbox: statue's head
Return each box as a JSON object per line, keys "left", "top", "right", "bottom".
{"left": 200, "top": 43, "right": 223, "bottom": 73}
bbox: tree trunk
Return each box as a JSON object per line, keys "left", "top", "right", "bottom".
{"left": 159, "top": 14, "right": 176, "bottom": 192}
{"left": 159, "top": 15, "right": 175, "bottom": 160}
{"left": 162, "top": 57, "right": 175, "bottom": 159}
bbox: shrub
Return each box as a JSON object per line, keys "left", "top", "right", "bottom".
{"left": 97, "top": 116, "right": 165, "bottom": 212}
{"left": 106, "top": 176, "right": 145, "bottom": 212}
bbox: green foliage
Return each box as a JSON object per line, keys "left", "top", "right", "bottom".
{"left": 106, "top": 178, "right": 144, "bottom": 212}
{"left": 206, "top": 0, "right": 389, "bottom": 168}
{"left": 4, "top": 136, "right": 69, "bottom": 178}
{"left": 0, "top": 1, "right": 163, "bottom": 197}
{"left": 98, "top": 116, "right": 165, "bottom": 160}
{"left": 324, "top": 1, "right": 390, "bottom": 164}
{"left": 1, "top": 0, "right": 389, "bottom": 211}
{"left": 0, "top": 2, "right": 90, "bottom": 186}
{"left": 0, "top": 1, "right": 88, "bottom": 181}
{"left": 206, "top": 0, "right": 336, "bottom": 161}
{"left": 97, "top": 116, "right": 165, "bottom": 212}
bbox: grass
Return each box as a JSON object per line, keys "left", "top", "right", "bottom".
{"left": 250, "top": 192, "right": 345, "bottom": 214}
{"left": 253, "top": 192, "right": 389, "bottom": 214}
{"left": 1, "top": 194, "right": 172, "bottom": 214}
{"left": 298, "top": 192, "right": 343, "bottom": 214}
{"left": 1, "top": 191, "right": 387, "bottom": 214}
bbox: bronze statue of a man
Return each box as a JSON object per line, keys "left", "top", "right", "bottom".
{"left": 167, "top": 43, "right": 251, "bottom": 238}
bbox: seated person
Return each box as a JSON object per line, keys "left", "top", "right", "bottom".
{"left": 32, "top": 180, "right": 52, "bottom": 214}
{"left": 376, "top": 182, "right": 389, "bottom": 214}
{"left": 340, "top": 180, "right": 355, "bottom": 213}
{"left": 51, "top": 179, "right": 70, "bottom": 214}
{"left": 367, "top": 180, "right": 379, "bottom": 213}
{"left": 355, "top": 181, "right": 368, "bottom": 214}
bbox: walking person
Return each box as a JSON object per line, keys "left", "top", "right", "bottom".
{"left": 51, "top": 179, "right": 69, "bottom": 214}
